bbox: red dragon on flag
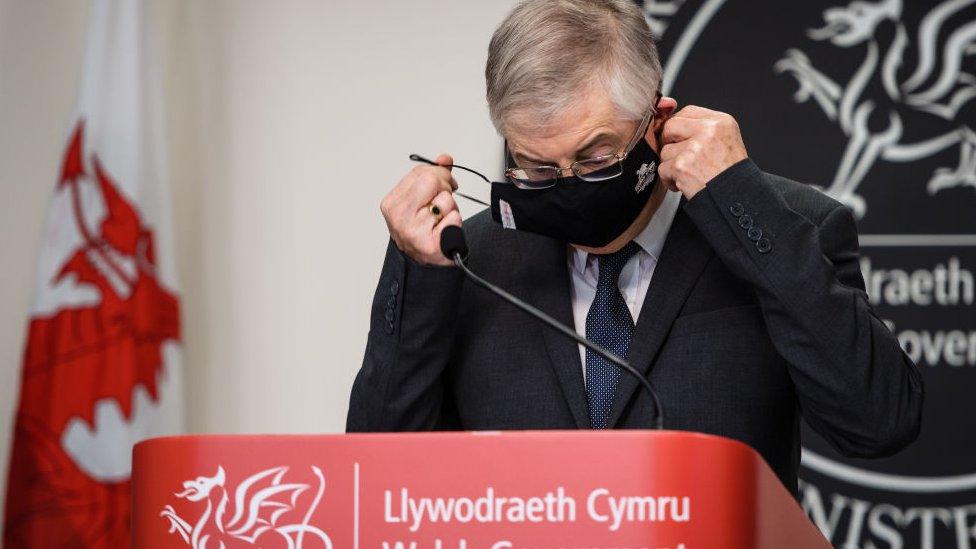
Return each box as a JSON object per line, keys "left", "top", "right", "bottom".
{"left": 4, "top": 121, "right": 180, "bottom": 547}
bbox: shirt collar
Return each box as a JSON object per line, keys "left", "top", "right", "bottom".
{"left": 570, "top": 189, "right": 682, "bottom": 274}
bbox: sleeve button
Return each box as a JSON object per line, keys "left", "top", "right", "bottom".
{"left": 730, "top": 203, "right": 745, "bottom": 217}
{"left": 756, "top": 237, "right": 772, "bottom": 253}
{"left": 747, "top": 226, "right": 763, "bottom": 242}
{"left": 385, "top": 320, "right": 395, "bottom": 334}
{"left": 389, "top": 280, "right": 400, "bottom": 295}
{"left": 384, "top": 308, "right": 395, "bottom": 322}
{"left": 737, "top": 214, "right": 754, "bottom": 230}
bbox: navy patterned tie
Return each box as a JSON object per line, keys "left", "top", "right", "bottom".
{"left": 585, "top": 241, "right": 641, "bottom": 429}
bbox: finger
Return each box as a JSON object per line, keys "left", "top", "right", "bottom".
{"left": 420, "top": 209, "right": 462, "bottom": 265}
{"left": 420, "top": 190, "right": 457, "bottom": 221}
{"left": 406, "top": 170, "right": 456, "bottom": 208}
{"left": 435, "top": 154, "right": 459, "bottom": 191}
{"left": 671, "top": 105, "right": 719, "bottom": 120}
{"left": 433, "top": 209, "right": 463, "bottom": 241}
{"left": 661, "top": 116, "right": 703, "bottom": 144}
{"left": 421, "top": 161, "right": 459, "bottom": 192}
{"left": 435, "top": 153, "right": 454, "bottom": 171}
{"left": 658, "top": 158, "right": 678, "bottom": 188}
{"left": 659, "top": 140, "right": 693, "bottom": 162}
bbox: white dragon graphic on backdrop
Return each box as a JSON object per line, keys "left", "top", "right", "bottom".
{"left": 774, "top": 0, "right": 976, "bottom": 218}
{"left": 160, "top": 465, "right": 333, "bottom": 549}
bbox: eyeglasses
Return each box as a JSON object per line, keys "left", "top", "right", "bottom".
{"left": 504, "top": 107, "right": 655, "bottom": 190}
{"left": 407, "top": 99, "right": 657, "bottom": 202}
{"left": 408, "top": 154, "right": 491, "bottom": 206}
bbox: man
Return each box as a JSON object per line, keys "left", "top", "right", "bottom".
{"left": 347, "top": 0, "right": 923, "bottom": 493}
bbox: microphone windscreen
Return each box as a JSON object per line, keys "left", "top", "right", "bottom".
{"left": 440, "top": 225, "right": 469, "bottom": 260}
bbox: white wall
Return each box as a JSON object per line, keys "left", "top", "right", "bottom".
{"left": 0, "top": 0, "right": 516, "bottom": 525}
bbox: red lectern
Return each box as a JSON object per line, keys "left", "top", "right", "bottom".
{"left": 132, "top": 430, "right": 828, "bottom": 548}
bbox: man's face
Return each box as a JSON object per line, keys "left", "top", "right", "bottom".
{"left": 505, "top": 87, "right": 660, "bottom": 172}
{"left": 501, "top": 88, "right": 677, "bottom": 254}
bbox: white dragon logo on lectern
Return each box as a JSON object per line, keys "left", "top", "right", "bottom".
{"left": 160, "top": 465, "right": 333, "bottom": 549}
{"left": 774, "top": 0, "right": 976, "bottom": 218}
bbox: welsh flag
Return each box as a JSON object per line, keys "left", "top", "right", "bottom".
{"left": 4, "top": 0, "right": 184, "bottom": 545}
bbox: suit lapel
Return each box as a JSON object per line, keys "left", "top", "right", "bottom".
{"left": 608, "top": 204, "right": 715, "bottom": 428}
{"left": 513, "top": 232, "right": 590, "bottom": 429}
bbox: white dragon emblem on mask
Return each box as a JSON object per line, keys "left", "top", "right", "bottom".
{"left": 636, "top": 160, "right": 658, "bottom": 192}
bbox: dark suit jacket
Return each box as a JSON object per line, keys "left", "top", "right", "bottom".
{"left": 346, "top": 158, "right": 924, "bottom": 493}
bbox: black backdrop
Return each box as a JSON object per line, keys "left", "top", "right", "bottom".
{"left": 635, "top": 0, "right": 976, "bottom": 546}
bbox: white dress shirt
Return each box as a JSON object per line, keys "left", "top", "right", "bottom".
{"left": 569, "top": 190, "right": 682, "bottom": 381}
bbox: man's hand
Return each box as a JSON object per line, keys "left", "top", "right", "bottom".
{"left": 381, "top": 153, "right": 462, "bottom": 267}
{"left": 659, "top": 106, "right": 748, "bottom": 199}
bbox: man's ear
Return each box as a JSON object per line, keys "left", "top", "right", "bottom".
{"left": 651, "top": 96, "right": 678, "bottom": 134}
{"left": 647, "top": 96, "right": 678, "bottom": 151}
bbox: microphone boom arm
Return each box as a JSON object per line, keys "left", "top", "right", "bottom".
{"left": 452, "top": 253, "right": 665, "bottom": 429}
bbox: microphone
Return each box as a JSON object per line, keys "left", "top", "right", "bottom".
{"left": 440, "top": 225, "right": 665, "bottom": 429}
{"left": 439, "top": 224, "right": 470, "bottom": 261}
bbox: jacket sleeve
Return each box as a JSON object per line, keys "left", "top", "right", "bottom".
{"left": 346, "top": 239, "right": 464, "bottom": 432}
{"left": 682, "top": 158, "right": 924, "bottom": 458}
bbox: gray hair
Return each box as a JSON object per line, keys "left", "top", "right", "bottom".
{"left": 485, "top": 0, "right": 663, "bottom": 135}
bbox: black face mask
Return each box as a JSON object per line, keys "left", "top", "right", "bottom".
{"left": 490, "top": 136, "right": 661, "bottom": 248}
